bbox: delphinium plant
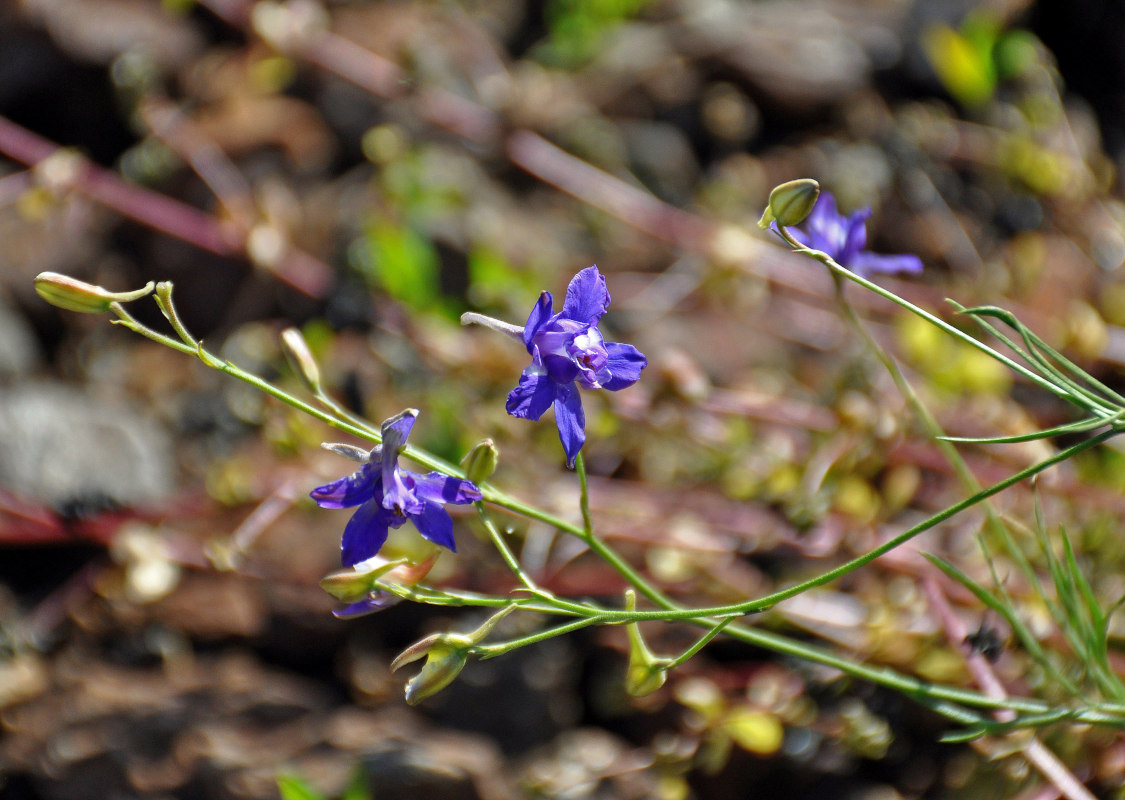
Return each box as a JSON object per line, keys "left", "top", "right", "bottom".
{"left": 34, "top": 179, "right": 1125, "bottom": 797}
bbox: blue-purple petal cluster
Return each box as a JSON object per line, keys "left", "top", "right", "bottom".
{"left": 788, "top": 193, "right": 923, "bottom": 278}
{"left": 311, "top": 409, "right": 482, "bottom": 566}
{"left": 506, "top": 266, "right": 646, "bottom": 466}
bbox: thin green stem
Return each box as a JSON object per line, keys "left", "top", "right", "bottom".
{"left": 571, "top": 429, "right": 1116, "bottom": 622}
{"left": 475, "top": 616, "right": 607, "bottom": 659}
{"left": 773, "top": 229, "right": 1097, "bottom": 411}
{"left": 153, "top": 283, "right": 200, "bottom": 348}
{"left": 110, "top": 302, "right": 379, "bottom": 444}
{"left": 575, "top": 452, "right": 595, "bottom": 537}
{"left": 104, "top": 283, "right": 1125, "bottom": 731}
{"left": 663, "top": 616, "right": 737, "bottom": 671}
{"left": 568, "top": 452, "right": 671, "bottom": 608}
{"left": 475, "top": 502, "right": 538, "bottom": 591}
{"left": 832, "top": 278, "right": 1047, "bottom": 589}
{"left": 472, "top": 502, "right": 599, "bottom": 614}
{"left": 313, "top": 388, "right": 381, "bottom": 438}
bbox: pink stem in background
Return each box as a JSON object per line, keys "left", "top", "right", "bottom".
{"left": 923, "top": 577, "right": 1097, "bottom": 800}
{"left": 0, "top": 115, "right": 332, "bottom": 297}
{"left": 139, "top": 96, "right": 258, "bottom": 229}
{"left": 506, "top": 129, "right": 715, "bottom": 251}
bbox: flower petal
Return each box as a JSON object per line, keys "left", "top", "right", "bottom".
{"left": 553, "top": 382, "right": 586, "bottom": 467}
{"left": 542, "top": 353, "right": 580, "bottom": 384}
{"left": 332, "top": 592, "right": 401, "bottom": 618}
{"left": 381, "top": 409, "right": 417, "bottom": 466}
{"left": 848, "top": 251, "right": 925, "bottom": 277}
{"left": 413, "top": 471, "right": 483, "bottom": 505}
{"left": 411, "top": 502, "right": 457, "bottom": 551}
{"left": 602, "top": 342, "right": 647, "bottom": 391}
{"left": 310, "top": 464, "right": 379, "bottom": 508}
{"left": 561, "top": 265, "right": 611, "bottom": 326}
{"left": 341, "top": 499, "right": 396, "bottom": 566}
{"left": 523, "top": 291, "right": 555, "bottom": 351}
{"left": 806, "top": 193, "right": 838, "bottom": 240}
{"left": 380, "top": 408, "right": 418, "bottom": 497}
{"left": 506, "top": 367, "right": 557, "bottom": 420}
{"left": 840, "top": 208, "right": 872, "bottom": 265}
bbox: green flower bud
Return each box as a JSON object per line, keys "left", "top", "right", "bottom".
{"left": 623, "top": 590, "right": 673, "bottom": 697}
{"left": 279, "top": 327, "right": 322, "bottom": 393}
{"left": 389, "top": 605, "right": 515, "bottom": 705}
{"left": 757, "top": 178, "right": 820, "bottom": 230}
{"left": 392, "top": 634, "right": 470, "bottom": 705}
{"left": 460, "top": 438, "right": 499, "bottom": 485}
{"left": 319, "top": 557, "right": 407, "bottom": 602}
{"left": 34, "top": 272, "right": 155, "bottom": 314}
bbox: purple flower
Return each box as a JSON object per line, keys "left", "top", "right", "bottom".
{"left": 310, "top": 409, "right": 482, "bottom": 566}
{"left": 788, "top": 193, "right": 923, "bottom": 278}
{"left": 505, "top": 266, "right": 647, "bottom": 466}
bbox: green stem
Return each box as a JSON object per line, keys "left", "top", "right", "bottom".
{"left": 575, "top": 452, "right": 595, "bottom": 536}
{"left": 663, "top": 616, "right": 737, "bottom": 671}
{"left": 475, "top": 616, "right": 607, "bottom": 659}
{"left": 473, "top": 502, "right": 599, "bottom": 614}
{"left": 106, "top": 284, "right": 1125, "bottom": 730}
{"left": 572, "top": 452, "right": 670, "bottom": 608}
{"left": 562, "top": 429, "right": 1115, "bottom": 622}
{"left": 475, "top": 502, "right": 538, "bottom": 591}
{"left": 774, "top": 229, "right": 1099, "bottom": 412}
{"left": 313, "top": 388, "right": 381, "bottom": 438}
{"left": 111, "top": 302, "right": 379, "bottom": 444}
{"left": 829, "top": 277, "right": 1042, "bottom": 586}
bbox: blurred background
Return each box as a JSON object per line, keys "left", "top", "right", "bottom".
{"left": 3, "top": 0, "right": 1125, "bottom": 798}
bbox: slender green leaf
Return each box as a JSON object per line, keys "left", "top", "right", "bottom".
{"left": 924, "top": 553, "right": 1082, "bottom": 696}
{"left": 940, "top": 412, "right": 1123, "bottom": 444}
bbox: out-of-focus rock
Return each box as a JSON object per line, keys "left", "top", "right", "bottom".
{"left": 19, "top": 0, "right": 204, "bottom": 70}
{"left": 0, "top": 296, "right": 41, "bottom": 379}
{"left": 0, "top": 381, "right": 173, "bottom": 511}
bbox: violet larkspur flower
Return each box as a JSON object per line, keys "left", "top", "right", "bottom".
{"left": 505, "top": 266, "right": 647, "bottom": 466}
{"left": 787, "top": 192, "right": 923, "bottom": 278}
{"left": 310, "top": 409, "right": 482, "bottom": 566}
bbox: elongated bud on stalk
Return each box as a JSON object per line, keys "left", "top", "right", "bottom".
{"left": 321, "top": 442, "right": 376, "bottom": 462}
{"left": 460, "top": 438, "right": 499, "bottom": 485}
{"left": 459, "top": 311, "right": 526, "bottom": 341}
{"left": 34, "top": 272, "right": 155, "bottom": 314}
{"left": 757, "top": 179, "right": 820, "bottom": 230}
{"left": 280, "top": 327, "right": 322, "bottom": 392}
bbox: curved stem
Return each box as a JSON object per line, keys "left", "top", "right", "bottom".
{"left": 104, "top": 284, "right": 1125, "bottom": 730}
{"left": 773, "top": 228, "right": 1107, "bottom": 414}
{"left": 476, "top": 616, "right": 607, "bottom": 659}
{"left": 110, "top": 302, "right": 379, "bottom": 444}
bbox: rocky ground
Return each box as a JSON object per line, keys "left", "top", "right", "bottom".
{"left": 3, "top": 1, "right": 1125, "bottom": 798}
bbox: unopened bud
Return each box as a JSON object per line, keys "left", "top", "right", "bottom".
{"left": 320, "top": 558, "right": 407, "bottom": 602}
{"left": 392, "top": 634, "right": 469, "bottom": 705}
{"left": 35, "top": 272, "right": 155, "bottom": 314}
{"left": 623, "top": 589, "right": 673, "bottom": 697}
{"left": 280, "top": 327, "right": 322, "bottom": 392}
{"left": 321, "top": 552, "right": 438, "bottom": 602}
{"left": 321, "top": 442, "right": 376, "bottom": 462}
{"left": 757, "top": 178, "right": 820, "bottom": 230}
{"left": 390, "top": 605, "right": 515, "bottom": 704}
{"left": 460, "top": 438, "right": 499, "bottom": 485}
